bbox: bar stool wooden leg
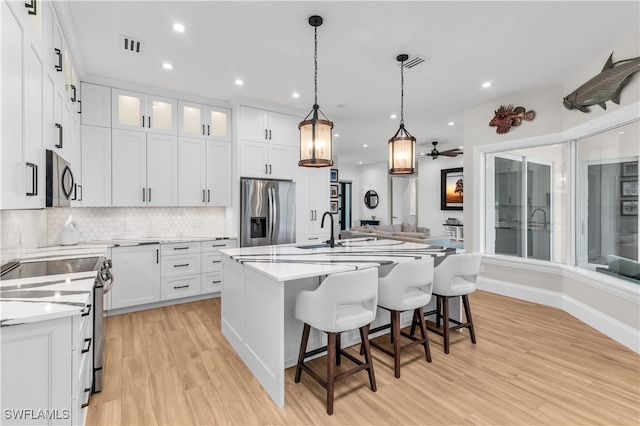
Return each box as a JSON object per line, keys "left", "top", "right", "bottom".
{"left": 416, "top": 307, "right": 432, "bottom": 362}
{"left": 326, "top": 333, "right": 336, "bottom": 415}
{"left": 359, "top": 324, "right": 377, "bottom": 392}
{"left": 435, "top": 295, "right": 442, "bottom": 328}
{"left": 462, "top": 294, "right": 476, "bottom": 344}
{"left": 336, "top": 333, "right": 341, "bottom": 366}
{"left": 295, "top": 323, "right": 311, "bottom": 383}
{"left": 392, "top": 310, "right": 401, "bottom": 378}
{"left": 442, "top": 296, "right": 450, "bottom": 354}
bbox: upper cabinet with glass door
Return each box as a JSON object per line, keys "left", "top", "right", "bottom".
{"left": 178, "top": 101, "right": 230, "bottom": 141}
{"left": 112, "top": 89, "right": 177, "bottom": 135}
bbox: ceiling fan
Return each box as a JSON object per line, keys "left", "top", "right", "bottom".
{"left": 425, "top": 141, "right": 463, "bottom": 159}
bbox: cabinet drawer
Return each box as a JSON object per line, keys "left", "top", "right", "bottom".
{"left": 202, "top": 272, "right": 222, "bottom": 294}
{"left": 73, "top": 298, "right": 94, "bottom": 351}
{"left": 161, "top": 253, "right": 201, "bottom": 277}
{"left": 161, "top": 241, "right": 202, "bottom": 256}
{"left": 201, "top": 239, "right": 236, "bottom": 252}
{"left": 73, "top": 356, "right": 92, "bottom": 425}
{"left": 161, "top": 274, "right": 201, "bottom": 300}
{"left": 201, "top": 252, "right": 223, "bottom": 273}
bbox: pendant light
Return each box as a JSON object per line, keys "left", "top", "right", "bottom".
{"left": 388, "top": 54, "right": 416, "bottom": 175}
{"left": 299, "top": 15, "right": 333, "bottom": 168}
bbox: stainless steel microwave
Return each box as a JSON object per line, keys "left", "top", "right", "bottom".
{"left": 46, "top": 149, "right": 75, "bottom": 207}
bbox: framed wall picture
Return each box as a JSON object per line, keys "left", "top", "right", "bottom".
{"left": 621, "top": 200, "right": 638, "bottom": 216}
{"left": 329, "top": 200, "right": 338, "bottom": 214}
{"left": 330, "top": 184, "right": 339, "bottom": 198}
{"left": 621, "top": 180, "right": 638, "bottom": 197}
{"left": 621, "top": 162, "right": 638, "bottom": 177}
{"left": 330, "top": 169, "right": 339, "bottom": 182}
{"left": 441, "top": 167, "right": 463, "bottom": 210}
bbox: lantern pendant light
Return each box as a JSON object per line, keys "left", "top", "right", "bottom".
{"left": 388, "top": 54, "right": 416, "bottom": 175}
{"left": 299, "top": 15, "right": 333, "bottom": 168}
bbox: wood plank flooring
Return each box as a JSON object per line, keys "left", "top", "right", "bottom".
{"left": 87, "top": 291, "right": 640, "bottom": 425}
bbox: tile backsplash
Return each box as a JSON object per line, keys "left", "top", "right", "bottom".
{"left": 1, "top": 207, "right": 227, "bottom": 262}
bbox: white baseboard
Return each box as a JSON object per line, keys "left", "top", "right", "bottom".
{"left": 477, "top": 277, "right": 639, "bottom": 353}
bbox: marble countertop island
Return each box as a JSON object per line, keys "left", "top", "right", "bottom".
{"left": 220, "top": 238, "right": 458, "bottom": 408}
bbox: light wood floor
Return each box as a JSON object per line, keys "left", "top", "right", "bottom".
{"left": 87, "top": 291, "right": 640, "bottom": 425}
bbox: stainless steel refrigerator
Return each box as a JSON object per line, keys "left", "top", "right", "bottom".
{"left": 240, "top": 179, "right": 296, "bottom": 247}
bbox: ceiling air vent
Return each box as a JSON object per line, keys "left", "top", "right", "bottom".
{"left": 403, "top": 54, "right": 428, "bottom": 69}
{"left": 120, "top": 35, "right": 143, "bottom": 54}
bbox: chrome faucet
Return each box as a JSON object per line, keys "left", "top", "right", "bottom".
{"left": 530, "top": 208, "right": 548, "bottom": 230}
{"left": 321, "top": 212, "right": 335, "bottom": 248}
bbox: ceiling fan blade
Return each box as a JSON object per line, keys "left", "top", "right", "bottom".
{"left": 440, "top": 152, "right": 460, "bottom": 157}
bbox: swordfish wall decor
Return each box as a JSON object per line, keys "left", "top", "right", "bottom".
{"left": 563, "top": 52, "right": 640, "bottom": 113}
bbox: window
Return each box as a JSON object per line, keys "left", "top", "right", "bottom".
{"left": 485, "top": 144, "right": 567, "bottom": 263}
{"left": 576, "top": 120, "right": 639, "bottom": 268}
{"left": 483, "top": 117, "right": 639, "bottom": 279}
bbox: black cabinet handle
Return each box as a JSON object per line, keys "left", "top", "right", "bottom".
{"left": 71, "top": 183, "right": 77, "bottom": 200}
{"left": 54, "top": 48, "right": 62, "bottom": 72}
{"left": 207, "top": 125, "right": 210, "bottom": 136}
{"left": 211, "top": 260, "right": 221, "bottom": 264}
{"left": 269, "top": 164, "right": 272, "bottom": 174}
{"left": 78, "top": 184, "right": 83, "bottom": 201}
{"left": 141, "top": 115, "right": 144, "bottom": 127}
{"left": 81, "top": 337, "right": 92, "bottom": 353}
{"left": 202, "top": 189, "right": 205, "bottom": 203}
{"left": 81, "top": 387, "right": 91, "bottom": 408}
{"left": 25, "top": 162, "right": 37, "bottom": 196}
{"left": 55, "top": 123, "right": 63, "bottom": 148}
{"left": 70, "top": 84, "right": 76, "bottom": 102}
{"left": 265, "top": 164, "right": 268, "bottom": 174}
{"left": 173, "top": 285, "right": 190, "bottom": 289}
{"left": 203, "top": 124, "right": 205, "bottom": 135}
{"left": 173, "top": 263, "right": 189, "bottom": 268}
{"left": 156, "top": 249, "right": 159, "bottom": 264}
{"left": 142, "top": 188, "right": 146, "bottom": 202}
{"left": 268, "top": 130, "right": 272, "bottom": 140}
{"left": 148, "top": 188, "right": 151, "bottom": 202}
{"left": 210, "top": 244, "right": 225, "bottom": 248}
{"left": 212, "top": 280, "right": 221, "bottom": 284}
{"left": 81, "top": 304, "right": 92, "bottom": 317}
{"left": 25, "top": 0, "right": 36, "bottom": 15}
{"left": 148, "top": 116, "right": 151, "bottom": 128}
{"left": 173, "top": 246, "right": 189, "bottom": 250}
{"left": 77, "top": 100, "right": 82, "bottom": 114}
{"left": 207, "top": 189, "right": 210, "bottom": 202}
{"left": 264, "top": 129, "right": 268, "bottom": 139}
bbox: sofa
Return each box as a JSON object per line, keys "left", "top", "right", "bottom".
{"left": 341, "top": 223, "right": 432, "bottom": 244}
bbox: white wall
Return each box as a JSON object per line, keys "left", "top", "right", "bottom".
{"left": 348, "top": 162, "right": 389, "bottom": 225}
{"left": 417, "top": 155, "right": 464, "bottom": 236}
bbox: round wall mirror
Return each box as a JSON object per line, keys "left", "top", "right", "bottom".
{"left": 364, "top": 190, "right": 379, "bottom": 209}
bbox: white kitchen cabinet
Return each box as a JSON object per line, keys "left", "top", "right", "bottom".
{"left": 112, "top": 88, "right": 177, "bottom": 135}
{"left": 238, "top": 106, "right": 294, "bottom": 180}
{"left": 295, "top": 158, "right": 330, "bottom": 241}
{"left": 178, "top": 138, "right": 231, "bottom": 206}
{"left": 178, "top": 100, "right": 230, "bottom": 141}
{"left": 201, "top": 239, "right": 236, "bottom": 294}
{"left": 81, "top": 82, "right": 111, "bottom": 127}
{"left": 112, "top": 129, "right": 178, "bottom": 207}
{"left": 160, "top": 241, "right": 202, "bottom": 300}
{"left": 110, "top": 244, "right": 161, "bottom": 309}
{"left": 1, "top": 285, "right": 94, "bottom": 426}
{"left": 81, "top": 125, "right": 111, "bottom": 207}
{"left": 0, "top": 1, "right": 46, "bottom": 210}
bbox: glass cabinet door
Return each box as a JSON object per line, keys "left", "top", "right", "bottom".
{"left": 208, "top": 108, "right": 229, "bottom": 140}
{"left": 113, "top": 89, "right": 143, "bottom": 129}
{"left": 148, "top": 96, "right": 176, "bottom": 133}
{"left": 180, "top": 104, "right": 204, "bottom": 137}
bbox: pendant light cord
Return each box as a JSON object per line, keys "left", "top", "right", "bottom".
{"left": 400, "top": 59, "right": 404, "bottom": 126}
{"left": 314, "top": 25, "right": 318, "bottom": 107}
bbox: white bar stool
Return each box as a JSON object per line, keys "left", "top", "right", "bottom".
{"left": 420, "top": 252, "right": 481, "bottom": 354}
{"left": 369, "top": 258, "right": 434, "bottom": 378}
{"left": 294, "top": 267, "right": 378, "bottom": 415}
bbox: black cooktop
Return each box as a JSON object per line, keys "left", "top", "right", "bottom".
{"left": 0, "top": 257, "right": 102, "bottom": 280}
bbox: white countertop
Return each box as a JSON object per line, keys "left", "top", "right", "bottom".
{"left": 221, "top": 238, "right": 456, "bottom": 282}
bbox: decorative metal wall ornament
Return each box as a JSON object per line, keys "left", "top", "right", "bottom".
{"left": 388, "top": 54, "right": 416, "bottom": 175}
{"left": 489, "top": 104, "right": 536, "bottom": 134}
{"left": 298, "top": 15, "right": 334, "bottom": 168}
{"left": 563, "top": 52, "right": 640, "bottom": 113}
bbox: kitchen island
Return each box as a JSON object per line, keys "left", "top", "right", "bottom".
{"left": 220, "top": 238, "right": 458, "bottom": 407}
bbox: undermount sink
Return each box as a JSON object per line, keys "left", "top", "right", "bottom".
{"left": 295, "top": 243, "right": 330, "bottom": 249}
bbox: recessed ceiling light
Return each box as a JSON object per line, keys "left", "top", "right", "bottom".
{"left": 459, "top": 146, "right": 463, "bottom": 149}
{"left": 162, "top": 62, "right": 173, "bottom": 70}
{"left": 619, "top": 131, "right": 625, "bottom": 134}
{"left": 173, "top": 23, "right": 185, "bottom": 33}
{"left": 448, "top": 121, "right": 455, "bottom": 126}
{"left": 481, "top": 81, "right": 492, "bottom": 88}
{"left": 390, "top": 114, "right": 397, "bottom": 119}
{"left": 359, "top": 161, "right": 363, "bottom": 165}
{"left": 234, "top": 79, "right": 244, "bottom": 86}
{"left": 363, "top": 144, "right": 368, "bottom": 147}
{"left": 292, "top": 92, "right": 300, "bottom": 98}
{"left": 334, "top": 133, "right": 339, "bottom": 137}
